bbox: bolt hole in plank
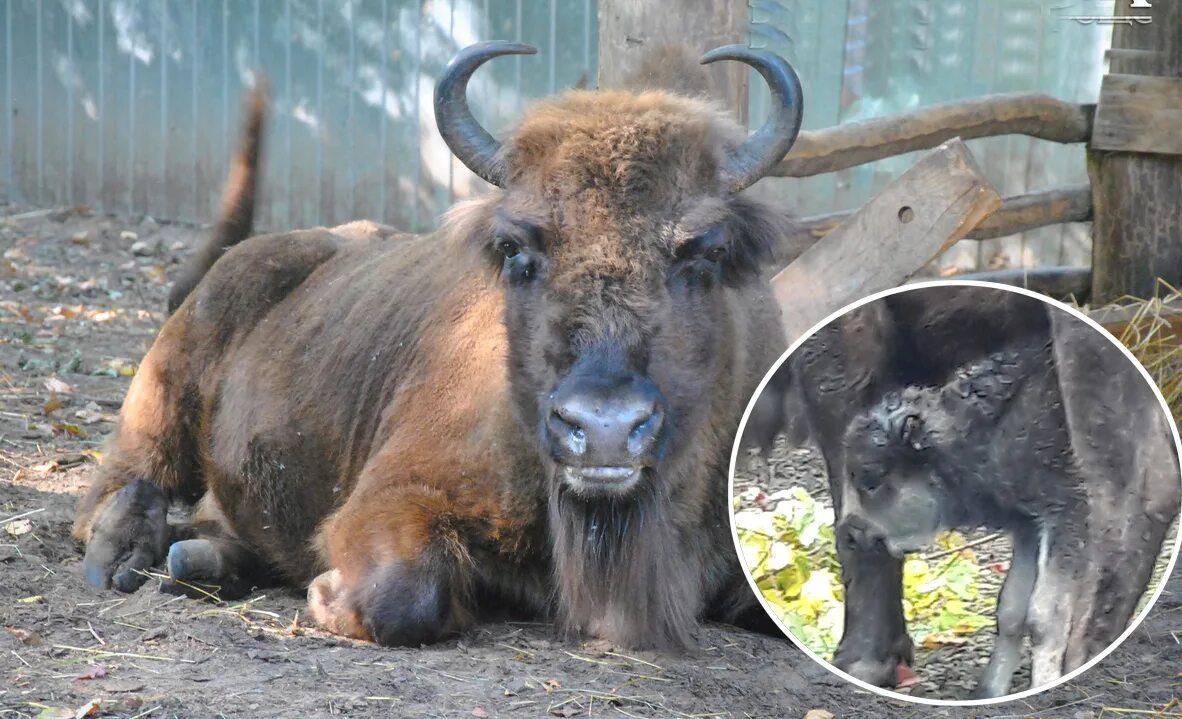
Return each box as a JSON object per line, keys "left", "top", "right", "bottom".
{"left": 898, "top": 206, "right": 915, "bottom": 224}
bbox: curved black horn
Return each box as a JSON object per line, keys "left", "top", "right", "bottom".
{"left": 434, "top": 42, "right": 537, "bottom": 187}
{"left": 700, "top": 45, "right": 803, "bottom": 193}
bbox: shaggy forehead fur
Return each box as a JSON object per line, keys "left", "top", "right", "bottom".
{"left": 491, "top": 89, "right": 749, "bottom": 286}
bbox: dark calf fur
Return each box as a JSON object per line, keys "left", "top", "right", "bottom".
{"left": 778, "top": 287, "right": 1073, "bottom": 686}
{"left": 768, "top": 286, "right": 1180, "bottom": 694}
{"left": 74, "top": 48, "right": 800, "bottom": 649}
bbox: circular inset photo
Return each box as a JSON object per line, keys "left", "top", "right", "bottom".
{"left": 729, "top": 281, "right": 1182, "bottom": 704}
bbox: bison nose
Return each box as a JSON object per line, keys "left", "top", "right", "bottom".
{"left": 547, "top": 378, "right": 665, "bottom": 466}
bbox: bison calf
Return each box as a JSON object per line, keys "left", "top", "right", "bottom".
{"left": 838, "top": 305, "right": 1179, "bottom": 698}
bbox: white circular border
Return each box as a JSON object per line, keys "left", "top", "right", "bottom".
{"left": 727, "top": 279, "right": 1182, "bottom": 707}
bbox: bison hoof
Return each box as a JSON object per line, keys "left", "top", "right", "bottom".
{"left": 82, "top": 480, "right": 170, "bottom": 593}
{"left": 308, "top": 563, "right": 453, "bottom": 647}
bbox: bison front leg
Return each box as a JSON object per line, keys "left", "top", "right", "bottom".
{"left": 831, "top": 540, "right": 913, "bottom": 687}
{"left": 308, "top": 485, "right": 474, "bottom": 647}
{"left": 73, "top": 332, "right": 200, "bottom": 592}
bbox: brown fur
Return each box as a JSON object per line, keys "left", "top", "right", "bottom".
{"left": 75, "top": 80, "right": 789, "bottom": 648}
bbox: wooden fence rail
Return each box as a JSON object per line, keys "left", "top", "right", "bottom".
{"left": 771, "top": 93, "right": 1094, "bottom": 178}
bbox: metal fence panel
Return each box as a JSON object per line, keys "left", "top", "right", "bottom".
{"left": 1, "top": 0, "right": 598, "bottom": 232}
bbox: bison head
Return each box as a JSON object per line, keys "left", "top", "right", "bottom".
{"left": 432, "top": 44, "right": 802, "bottom": 646}
{"left": 435, "top": 43, "right": 801, "bottom": 499}
{"left": 838, "top": 354, "right": 1024, "bottom": 558}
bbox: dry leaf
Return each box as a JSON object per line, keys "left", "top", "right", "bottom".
{"left": 53, "top": 422, "right": 88, "bottom": 438}
{"left": 44, "top": 377, "right": 73, "bottom": 394}
{"left": 894, "top": 662, "right": 921, "bottom": 691}
{"left": 471, "top": 709, "right": 489, "bottom": 718}
{"left": 4, "top": 518, "right": 33, "bottom": 536}
{"left": 803, "top": 711, "right": 835, "bottom": 719}
{"left": 543, "top": 679, "right": 561, "bottom": 691}
{"left": 43, "top": 391, "right": 63, "bottom": 416}
{"left": 74, "top": 665, "right": 108, "bottom": 681}
{"left": 74, "top": 402, "right": 106, "bottom": 424}
{"left": 73, "top": 700, "right": 101, "bottom": 718}
{"left": 5, "top": 627, "right": 44, "bottom": 645}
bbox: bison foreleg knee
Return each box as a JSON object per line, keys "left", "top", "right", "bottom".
{"left": 163, "top": 536, "right": 268, "bottom": 600}
{"left": 308, "top": 553, "right": 466, "bottom": 647}
{"left": 81, "top": 480, "right": 172, "bottom": 593}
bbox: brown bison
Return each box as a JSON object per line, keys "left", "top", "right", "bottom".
{"left": 73, "top": 42, "right": 805, "bottom": 649}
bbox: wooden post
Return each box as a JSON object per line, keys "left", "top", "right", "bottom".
{"left": 597, "top": 0, "right": 748, "bottom": 121}
{"left": 1089, "top": 1, "right": 1182, "bottom": 303}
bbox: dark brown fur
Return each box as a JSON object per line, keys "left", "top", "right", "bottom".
{"left": 75, "top": 81, "right": 788, "bottom": 648}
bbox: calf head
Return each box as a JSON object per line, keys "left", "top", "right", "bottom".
{"left": 837, "top": 353, "right": 1022, "bottom": 558}
{"left": 433, "top": 43, "right": 802, "bottom": 645}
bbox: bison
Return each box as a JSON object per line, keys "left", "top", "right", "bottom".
{"left": 757, "top": 285, "right": 1180, "bottom": 696}
{"left": 73, "top": 42, "right": 806, "bottom": 650}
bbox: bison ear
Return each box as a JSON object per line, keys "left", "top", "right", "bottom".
{"left": 900, "top": 414, "right": 926, "bottom": 451}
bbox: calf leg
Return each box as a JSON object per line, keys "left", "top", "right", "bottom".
{"left": 307, "top": 483, "right": 475, "bottom": 647}
{"left": 1027, "top": 522, "right": 1086, "bottom": 689}
{"left": 973, "top": 523, "right": 1039, "bottom": 698}
{"left": 831, "top": 542, "right": 913, "bottom": 687}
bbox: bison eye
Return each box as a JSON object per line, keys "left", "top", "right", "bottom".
{"left": 494, "top": 236, "right": 521, "bottom": 258}
{"left": 704, "top": 246, "right": 726, "bottom": 263}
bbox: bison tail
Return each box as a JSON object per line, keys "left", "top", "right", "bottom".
{"left": 167, "top": 76, "right": 269, "bottom": 314}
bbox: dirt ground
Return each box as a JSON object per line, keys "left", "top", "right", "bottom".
{"left": 1, "top": 205, "right": 1181, "bottom": 718}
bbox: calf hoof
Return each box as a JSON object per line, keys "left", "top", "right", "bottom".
{"left": 82, "top": 480, "right": 170, "bottom": 593}
{"left": 832, "top": 635, "right": 914, "bottom": 688}
{"left": 307, "top": 562, "right": 454, "bottom": 647}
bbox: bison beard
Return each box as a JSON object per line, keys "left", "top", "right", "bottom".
{"left": 550, "top": 480, "right": 700, "bottom": 648}
{"left": 72, "top": 42, "right": 806, "bottom": 650}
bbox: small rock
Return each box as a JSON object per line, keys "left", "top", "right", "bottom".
{"left": 130, "top": 240, "right": 157, "bottom": 257}
{"left": 119, "top": 230, "right": 138, "bottom": 242}
{"left": 169, "top": 240, "right": 186, "bottom": 252}
{"left": 141, "top": 215, "right": 159, "bottom": 228}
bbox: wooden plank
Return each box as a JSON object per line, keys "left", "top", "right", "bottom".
{"left": 770, "top": 184, "right": 1092, "bottom": 269}
{"left": 596, "top": 0, "right": 748, "bottom": 119}
{"left": 770, "top": 93, "right": 1093, "bottom": 178}
{"left": 1092, "top": 74, "right": 1182, "bottom": 156}
{"left": 771, "top": 139, "right": 1002, "bottom": 342}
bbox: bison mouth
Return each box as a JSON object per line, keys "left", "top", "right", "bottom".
{"left": 558, "top": 464, "right": 644, "bottom": 496}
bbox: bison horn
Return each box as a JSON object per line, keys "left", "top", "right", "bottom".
{"left": 435, "top": 41, "right": 537, "bottom": 187}
{"left": 700, "top": 45, "right": 804, "bottom": 193}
